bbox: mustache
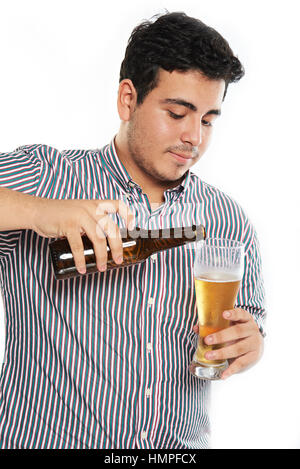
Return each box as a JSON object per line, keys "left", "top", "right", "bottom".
{"left": 165, "top": 145, "right": 199, "bottom": 158}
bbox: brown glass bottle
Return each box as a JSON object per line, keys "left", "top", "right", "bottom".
{"left": 48, "top": 225, "right": 206, "bottom": 280}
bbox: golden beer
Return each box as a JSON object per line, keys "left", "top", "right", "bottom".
{"left": 189, "top": 238, "right": 244, "bottom": 380}
{"left": 194, "top": 273, "right": 241, "bottom": 366}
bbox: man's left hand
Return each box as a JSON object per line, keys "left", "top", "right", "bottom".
{"left": 193, "top": 308, "right": 264, "bottom": 379}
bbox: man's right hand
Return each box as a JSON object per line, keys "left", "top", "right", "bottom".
{"left": 31, "top": 197, "right": 135, "bottom": 274}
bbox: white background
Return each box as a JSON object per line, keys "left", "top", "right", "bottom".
{"left": 0, "top": 0, "right": 299, "bottom": 449}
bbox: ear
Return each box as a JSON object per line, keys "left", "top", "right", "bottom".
{"left": 117, "top": 79, "right": 138, "bottom": 121}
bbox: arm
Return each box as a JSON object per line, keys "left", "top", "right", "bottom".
{"left": 0, "top": 186, "right": 134, "bottom": 273}
{"left": 0, "top": 187, "right": 39, "bottom": 231}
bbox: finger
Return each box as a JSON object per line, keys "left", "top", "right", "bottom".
{"left": 96, "top": 200, "right": 135, "bottom": 230}
{"left": 223, "top": 308, "right": 252, "bottom": 323}
{"left": 96, "top": 216, "right": 123, "bottom": 264}
{"left": 66, "top": 230, "right": 88, "bottom": 274}
{"left": 84, "top": 226, "right": 108, "bottom": 272}
{"left": 204, "top": 321, "right": 257, "bottom": 345}
{"left": 221, "top": 351, "right": 258, "bottom": 379}
{"left": 79, "top": 216, "right": 109, "bottom": 272}
{"left": 95, "top": 199, "right": 119, "bottom": 215}
{"left": 205, "top": 336, "right": 256, "bottom": 361}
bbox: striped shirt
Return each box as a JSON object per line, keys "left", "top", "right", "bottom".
{"left": 0, "top": 139, "right": 266, "bottom": 449}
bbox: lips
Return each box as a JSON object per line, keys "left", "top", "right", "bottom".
{"left": 168, "top": 151, "right": 193, "bottom": 163}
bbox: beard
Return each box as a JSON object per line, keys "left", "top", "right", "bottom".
{"left": 126, "top": 114, "right": 187, "bottom": 186}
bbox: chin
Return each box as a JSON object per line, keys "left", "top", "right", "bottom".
{"left": 158, "top": 170, "right": 186, "bottom": 184}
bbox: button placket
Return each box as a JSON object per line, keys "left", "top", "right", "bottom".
{"left": 150, "top": 253, "right": 158, "bottom": 262}
{"left": 135, "top": 256, "right": 156, "bottom": 447}
{"left": 147, "top": 297, "right": 154, "bottom": 306}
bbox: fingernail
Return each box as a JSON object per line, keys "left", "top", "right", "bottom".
{"left": 116, "top": 256, "right": 123, "bottom": 264}
{"left": 206, "top": 335, "right": 213, "bottom": 344}
{"left": 206, "top": 352, "right": 215, "bottom": 360}
{"left": 98, "top": 264, "right": 107, "bottom": 272}
{"left": 224, "top": 311, "right": 231, "bottom": 318}
{"left": 78, "top": 266, "right": 86, "bottom": 274}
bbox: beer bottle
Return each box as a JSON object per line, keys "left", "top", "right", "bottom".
{"left": 49, "top": 225, "right": 206, "bottom": 280}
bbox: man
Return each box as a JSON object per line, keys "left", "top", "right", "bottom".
{"left": 0, "top": 12, "right": 265, "bottom": 449}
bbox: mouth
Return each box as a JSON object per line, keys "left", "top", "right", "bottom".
{"left": 168, "top": 151, "right": 194, "bottom": 164}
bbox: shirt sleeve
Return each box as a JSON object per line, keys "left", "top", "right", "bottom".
{"left": 236, "top": 220, "right": 267, "bottom": 337}
{"left": 0, "top": 145, "right": 42, "bottom": 195}
{"left": 0, "top": 144, "right": 82, "bottom": 259}
{"left": 0, "top": 145, "right": 43, "bottom": 258}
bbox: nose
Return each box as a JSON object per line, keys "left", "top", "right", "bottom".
{"left": 181, "top": 116, "right": 202, "bottom": 148}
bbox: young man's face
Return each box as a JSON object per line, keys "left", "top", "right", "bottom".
{"left": 124, "top": 69, "right": 225, "bottom": 187}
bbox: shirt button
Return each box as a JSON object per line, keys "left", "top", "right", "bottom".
{"left": 141, "top": 431, "right": 147, "bottom": 440}
{"left": 147, "top": 342, "right": 152, "bottom": 351}
{"left": 148, "top": 298, "right": 154, "bottom": 306}
{"left": 146, "top": 388, "right": 151, "bottom": 397}
{"left": 150, "top": 253, "right": 158, "bottom": 261}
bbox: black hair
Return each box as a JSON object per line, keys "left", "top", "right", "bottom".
{"left": 119, "top": 12, "right": 244, "bottom": 104}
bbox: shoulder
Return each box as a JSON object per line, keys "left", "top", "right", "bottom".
{"left": 13, "top": 144, "right": 99, "bottom": 169}
{"left": 15, "top": 143, "right": 83, "bottom": 162}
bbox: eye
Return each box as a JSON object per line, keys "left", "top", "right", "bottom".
{"left": 168, "top": 111, "right": 185, "bottom": 120}
{"left": 202, "top": 119, "right": 212, "bottom": 127}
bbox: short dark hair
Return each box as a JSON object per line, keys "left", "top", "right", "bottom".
{"left": 119, "top": 12, "right": 244, "bottom": 104}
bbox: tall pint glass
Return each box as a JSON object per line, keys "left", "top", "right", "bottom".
{"left": 189, "top": 239, "right": 244, "bottom": 380}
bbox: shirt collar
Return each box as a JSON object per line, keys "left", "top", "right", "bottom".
{"left": 100, "top": 137, "right": 132, "bottom": 191}
{"left": 100, "top": 137, "right": 191, "bottom": 195}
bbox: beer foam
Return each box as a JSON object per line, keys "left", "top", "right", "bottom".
{"left": 196, "top": 272, "right": 241, "bottom": 282}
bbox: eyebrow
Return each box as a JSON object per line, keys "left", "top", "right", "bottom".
{"left": 160, "top": 98, "right": 221, "bottom": 116}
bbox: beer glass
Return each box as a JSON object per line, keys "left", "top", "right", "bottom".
{"left": 189, "top": 239, "right": 244, "bottom": 380}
